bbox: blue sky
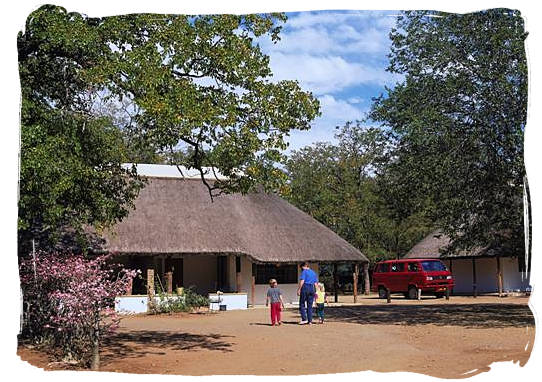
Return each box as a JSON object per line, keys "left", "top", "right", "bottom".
{"left": 256, "top": 10, "right": 403, "bottom": 153}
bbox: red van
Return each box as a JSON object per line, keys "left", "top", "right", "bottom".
{"left": 371, "top": 259, "right": 454, "bottom": 299}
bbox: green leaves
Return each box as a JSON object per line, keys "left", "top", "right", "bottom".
{"left": 369, "top": 9, "right": 527, "bottom": 255}
{"left": 18, "top": 105, "right": 144, "bottom": 250}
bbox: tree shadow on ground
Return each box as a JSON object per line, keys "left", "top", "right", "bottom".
{"left": 323, "top": 304, "right": 534, "bottom": 328}
{"left": 101, "top": 331, "right": 234, "bottom": 365}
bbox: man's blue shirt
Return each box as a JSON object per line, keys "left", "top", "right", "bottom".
{"left": 299, "top": 268, "right": 318, "bottom": 285}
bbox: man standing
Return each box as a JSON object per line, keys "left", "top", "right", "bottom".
{"left": 297, "top": 262, "right": 318, "bottom": 325}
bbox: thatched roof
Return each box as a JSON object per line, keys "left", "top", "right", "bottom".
{"left": 404, "top": 230, "right": 503, "bottom": 259}
{"left": 102, "top": 169, "right": 367, "bottom": 264}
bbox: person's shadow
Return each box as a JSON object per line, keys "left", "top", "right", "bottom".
{"left": 281, "top": 321, "right": 301, "bottom": 325}
{"left": 249, "top": 321, "right": 298, "bottom": 326}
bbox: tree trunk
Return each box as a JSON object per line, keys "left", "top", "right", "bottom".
{"left": 363, "top": 263, "right": 370, "bottom": 295}
{"left": 353, "top": 263, "right": 359, "bottom": 303}
{"left": 91, "top": 317, "right": 100, "bottom": 370}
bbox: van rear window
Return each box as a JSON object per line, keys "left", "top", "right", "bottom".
{"left": 421, "top": 261, "right": 447, "bottom": 272}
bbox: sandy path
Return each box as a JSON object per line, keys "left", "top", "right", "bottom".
{"left": 18, "top": 295, "right": 535, "bottom": 378}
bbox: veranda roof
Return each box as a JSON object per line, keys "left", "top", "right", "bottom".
{"left": 102, "top": 167, "right": 367, "bottom": 264}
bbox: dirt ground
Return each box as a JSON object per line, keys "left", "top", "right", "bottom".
{"left": 18, "top": 294, "right": 535, "bottom": 378}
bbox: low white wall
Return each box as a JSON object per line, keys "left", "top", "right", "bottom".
{"left": 115, "top": 295, "right": 186, "bottom": 314}
{"left": 209, "top": 293, "right": 248, "bottom": 310}
{"left": 115, "top": 295, "right": 148, "bottom": 314}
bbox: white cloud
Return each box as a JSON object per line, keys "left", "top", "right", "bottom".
{"left": 261, "top": 26, "right": 337, "bottom": 55}
{"left": 256, "top": 10, "right": 402, "bottom": 95}
{"left": 318, "top": 94, "right": 366, "bottom": 121}
{"left": 348, "top": 96, "right": 364, "bottom": 104}
{"left": 284, "top": 10, "right": 392, "bottom": 30}
{"left": 269, "top": 52, "right": 399, "bottom": 95}
{"left": 284, "top": 95, "right": 367, "bottom": 152}
{"left": 262, "top": 12, "right": 395, "bottom": 56}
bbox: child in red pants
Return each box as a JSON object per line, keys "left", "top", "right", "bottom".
{"left": 266, "top": 279, "right": 285, "bottom": 326}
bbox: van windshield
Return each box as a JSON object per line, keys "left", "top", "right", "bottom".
{"left": 421, "top": 261, "right": 447, "bottom": 272}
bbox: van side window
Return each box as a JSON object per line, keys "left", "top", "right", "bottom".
{"left": 408, "top": 263, "right": 419, "bottom": 272}
{"left": 391, "top": 263, "right": 404, "bottom": 272}
{"left": 379, "top": 263, "right": 389, "bottom": 273}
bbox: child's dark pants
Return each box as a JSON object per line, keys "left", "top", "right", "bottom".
{"left": 316, "top": 303, "right": 325, "bottom": 321}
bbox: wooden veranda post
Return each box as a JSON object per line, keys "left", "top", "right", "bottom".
{"left": 496, "top": 257, "right": 503, "bottom": 297}
{"left": 126, "top": 277, "right": 133, "bottom": 296}
{"left": 147, "top": 268, "right": 155, "bottom": 312}
{"left": 333, "top": 263, "right": 338, "bottom": 303}
{"left": 363, "top": 262, "right": 370, "bottom": 295}
{"left": 472, "top": 258, "right": 477, "bottom": 298}
{"left": 147, "top": 269, "right": 155, "bottom": 297}
{"left": 165, "top": 271, "right": 173, "bottom": 294}
{"left": 353, "top": 263, "right": 359, "bottom": 303}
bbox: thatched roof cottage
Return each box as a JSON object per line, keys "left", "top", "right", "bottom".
{"left": 105, "top": 164, "right": 368, "bottom": 306}
{"left": 405, "top": 230, "right": 530, "bottom": 295}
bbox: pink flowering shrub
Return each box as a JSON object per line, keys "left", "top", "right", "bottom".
{"left": 19, "top": 251, "right": 137, "bottom": 367}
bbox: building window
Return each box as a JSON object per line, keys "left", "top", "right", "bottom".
{"left": 255, "top": 263, "right": 298, "bottom": 284}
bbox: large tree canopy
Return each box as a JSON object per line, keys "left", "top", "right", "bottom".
{"left": 18, "top": 5, "right": 320, "bottom": 253}
{"left": 18, "top": 6, "right": 144, "bottom": 253}
{"left": 369, "top": 9, "right": 527, "bottom": 256}
{"left": 284, "top": 122, "right": 433, "bottom": 262}
{"left": 87, "top": 10, "right": 320, "bottom": 195}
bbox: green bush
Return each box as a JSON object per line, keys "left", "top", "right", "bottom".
{"left": 149, "top": 286, "right": 209, "bottom": 314}
{"left": 183, "top": 286, "right": 210, "bottom": 309}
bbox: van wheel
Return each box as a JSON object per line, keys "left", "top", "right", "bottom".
{"left": 408, "top": 286, "right": 418, "bottom": 300}
{"left": 378, "top": 286, "right": 387, "bottom": 299}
